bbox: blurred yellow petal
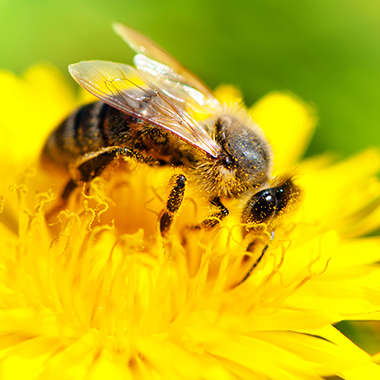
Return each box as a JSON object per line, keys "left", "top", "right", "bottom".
{"left": 0, "top": 65, "right": 75, "bottom": 164}
{"left": 250, "top": 92, "right": 317, "bottom": 172}
{"left": 342, "top": 363, "right": 380, "bottom": 380}
{"left": 328, "top": 238, "right": 380, "bottom": 269}
{"left": 298, "top": 149, "right": 380, "bottom": 237}
{"left": 214, "top": 84, "right": 243, "bottom": 105}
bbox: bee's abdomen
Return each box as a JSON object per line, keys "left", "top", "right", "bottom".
{"left": 41, "top": 101, "right": 113, "bottom": 170}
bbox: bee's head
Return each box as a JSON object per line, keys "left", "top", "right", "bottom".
{"left": 213, "top": 114, "right": 273, "bottom": 195}
{"left": 191, "top": 112, "right": 273, "bottom": 198}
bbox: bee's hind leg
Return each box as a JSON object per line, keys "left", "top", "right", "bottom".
{"left": 45, "top": 179, "right": 78, "bottom": 222}
{"left": 159, "top": 174, "right": 187, "bottom": 237}
{"left": 45, "top": 147, "right": 126, "bottom": 220}
{"left": 74, "top": 146, "right": 127, "bottom": 183}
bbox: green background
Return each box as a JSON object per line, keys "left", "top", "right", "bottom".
{"left": 1, "top": 0, "right": 380, "bottom": 157}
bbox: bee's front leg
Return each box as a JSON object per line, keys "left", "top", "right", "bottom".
{"left": 236, "top": 230, "right": 275, "bottom": 286}
{"left": 186, "top": 197, "right": 229, "bottom": 231}
{"left": 201, "top": 197, "right": 229, "bottom": 229}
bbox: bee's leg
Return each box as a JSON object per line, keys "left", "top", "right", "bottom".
{"left": 159, "top": 174, "right": 187, "bottom": 236}
{"left": 63, "top": 146, "right": 127, "bottom": 200}
{"left": 61, "top": 179, "right": 78, "bottom": 202}
{"left": 75, "top": 147, "right": 127, "bottom": 183}
{"left": 202, "top": 197, "right": 229, "bottom": 229}
{"left": 46, "top": 147, "right": 127, "bottom": 219}
{"left": 186, "top": 197, "right": 229, "bottom": 231}
{"left": 236, "top": 230, "right": 275, "bottom": 286}
{"left": 45, "top": 179, "right": 78, "bottom": 221}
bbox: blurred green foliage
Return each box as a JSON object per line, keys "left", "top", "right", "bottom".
{"left": 335, "top": 320, "right": 380, "bottom": 356}
{"left": 1, "top": 0, "right": 380, "bottom": 157}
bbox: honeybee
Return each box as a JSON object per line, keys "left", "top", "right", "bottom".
{"left": 42, "top": 23, "right": 300, "bottom": 239}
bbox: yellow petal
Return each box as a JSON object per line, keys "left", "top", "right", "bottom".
{"left": 250, "top": 92, "right": 317, "bottom": 172}
{"left": 0, "top": 65, "right": 75, "bottom": 164}
{"left": 214, "top": 84, "right": 243, "bottom": 105}
{"left": 342, "top": 363, "right": 380, "bottom": 380}
{"left": 328, "top": 238, "right": 380, "bottom": 269}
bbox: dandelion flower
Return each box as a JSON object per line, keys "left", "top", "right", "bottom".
{"left": 1, "top": 65, "right": 380, "bottom": 380}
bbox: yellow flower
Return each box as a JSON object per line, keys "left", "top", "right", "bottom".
{"left": 1, "top": 65, "right": 380, "bottom": 380}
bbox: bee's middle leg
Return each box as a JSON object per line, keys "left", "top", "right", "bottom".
{"left": 159, "top": 174, "right": 187, "bottom": 237}
{"left": 188, "top": 197, "right": 229, "bottom": 231}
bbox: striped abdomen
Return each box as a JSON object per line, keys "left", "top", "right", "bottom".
{"left": 42, "top": 101, "right": 128, "bottom": 171}
{"left": 42, "top": 100, "right": 187, "bottom": 181}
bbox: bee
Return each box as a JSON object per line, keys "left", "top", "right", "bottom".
{"left": 42, "top": 23, "right": 300, "bottom": 239}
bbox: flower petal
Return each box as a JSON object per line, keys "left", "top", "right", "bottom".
{"left": 0, "top": 65, "right": 75, "bottom": 163}
{"left": 250, "top": 92, "right": 317, "bottom": 172}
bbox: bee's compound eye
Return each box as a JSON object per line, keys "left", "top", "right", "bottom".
{"left": 243, "top": 189, "right": 278, "bottom": 224}
{"left": 242, "top": 179, "right": 300, "bottom": 228}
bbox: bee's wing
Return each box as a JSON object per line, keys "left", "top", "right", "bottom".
{"left": 69, "top": 60, "right": 221, "bottom": 157}
{"left": 113, "top": 22, "right": 215, "bottom": 100}
{"left": 132, "top": 54, "right": 217, "bottom": 110}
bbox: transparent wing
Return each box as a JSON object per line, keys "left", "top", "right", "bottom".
{"left": 133, "top": 54, "right": 217, "bottom": 110}
{"left": 69, "top": 60, "right": 221, "bottom": 157}
{"left": 113, "top": 23, "right": 216, "bottom": 101}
